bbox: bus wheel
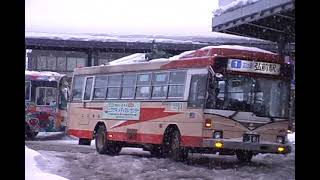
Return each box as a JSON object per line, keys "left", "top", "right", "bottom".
{"left": 25, "top": 124, "right": 37, "bottom": 139}
{"left": 236, "top": 150, "right": 253, "bottom": 163}
{"left": 150, "top": 145, "right": 164, "bottom": 158}
{"left": 95, "top": 125, "right": 121, "bottom": 155}
{"left": 95, "top": 125, "right": 109, "bottom": 154}
{"left": 169, "top": 130, "right": 188, "bottom": 162}
{"left": 107, "top": 142, "right": 122, "bottom": 155}
{"left": 79, "top": 138, "right": 91, "bottom": 146}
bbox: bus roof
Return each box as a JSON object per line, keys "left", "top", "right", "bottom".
{"left": 25, "top": 70, "right": 65, "bottom": 81}
{"left": 74, "top": 45, "right": 281, "bottom": 75}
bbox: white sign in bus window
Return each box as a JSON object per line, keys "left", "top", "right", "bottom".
{"left": 102, "top": 102, "right": 141, "bottom": 120}
{"left": 227, "top": 59, "right": 281, "bottom": 75}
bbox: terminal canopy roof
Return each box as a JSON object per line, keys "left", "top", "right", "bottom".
{"left": 212, "top": 0, "right": 295, "bottom": 54}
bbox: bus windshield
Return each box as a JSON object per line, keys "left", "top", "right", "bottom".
{"left": 207, "top": 74, "right": 290, "bottom": 118}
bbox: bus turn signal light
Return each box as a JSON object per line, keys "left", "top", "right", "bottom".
{"left": 205, "top": 119, "right": 212, "bottom": 128}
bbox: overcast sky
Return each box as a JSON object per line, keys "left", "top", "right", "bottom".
{"left": 25, "top": 0, "right": 219, "bottom": 35}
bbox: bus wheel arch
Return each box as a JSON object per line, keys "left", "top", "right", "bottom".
{"left": 94, "top": 121, "right": 122, "bottom": 155}
{"left": 94, "top": 121, "right": 106, "bottom": 138}
{"left": 162, "top": 124, "right": 188, "bottom": 161}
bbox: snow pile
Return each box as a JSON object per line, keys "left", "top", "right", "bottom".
{"left": 287, "top": 132, "right": 295, "bottom": 145}
{"left": 109, "top": 53, "right": 146, "bottom": 65}
{"left": 213, "top": 0, "right": 260, "bottom": 16}
{"left": 25, "top": 146, "right": 69, "bottom": 180}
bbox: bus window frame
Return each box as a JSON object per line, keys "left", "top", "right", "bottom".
{"left": 151, "top": 71, "right": 169, "bottom": 99}
{"left": 167, "top": 70, "right": 187, "bottom": 99}
{"left": 82, "top": 76, "right": 95, "bottom": 101}
{"left": 92, "top": 75, "right": 108, "bottom": 100}
{"left": 71, "top": 69, "right": 188, "bottom": 102}
{"left": 135, "top": 72, "right": 152, "bottom": 99}
{"left": 106, "top": 74, "right": 122, "bottom": 100}
{"left": 35, "top": 87, "right": 58, "bottom": 106}
{"left": 25, "top": 81, "right": 31, "bottom": 101}
{"left": 121, "top": 73, "right": 137, "bottom": 100}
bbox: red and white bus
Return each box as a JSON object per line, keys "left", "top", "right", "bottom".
{"left": 25, "top": 71, "right": 70, "bottom": 138}
{"left": 67, "top": 45, "right": 293, "bottom": 162}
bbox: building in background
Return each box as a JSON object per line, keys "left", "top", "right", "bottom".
{"left": 25, "top": 31, "right": 280, "bottom": 77}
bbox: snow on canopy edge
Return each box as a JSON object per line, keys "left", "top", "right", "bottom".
{"left": 213, "top": 0, "right": 260, "bottom": 16}
{"left": 25, "top": 31, "right": 272, "bottom": 45}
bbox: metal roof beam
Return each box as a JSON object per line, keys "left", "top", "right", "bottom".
{"left": 275, "top": 13, "right": 295, "bottom": 21}
{"left": 246, "top": 22, "right": 285, "bottom": 33}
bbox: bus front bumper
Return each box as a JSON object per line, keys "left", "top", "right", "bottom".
{"left": 202, "top": 139, "right": 291, "bottom": 154}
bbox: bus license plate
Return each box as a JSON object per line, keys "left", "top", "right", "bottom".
{"left": 243, "top": 134, "right": 260, "bottom": 143}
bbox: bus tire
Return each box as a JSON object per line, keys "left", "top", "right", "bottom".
{"left": 25, "top": 124, "right": 38, "bottom": 139}
{"left": 149, "top": 145, "right": 164, "bottom": 158}
{"left": 107, "top": 142, "right": 122, "bottom": 155}
{"left": 95, "top": 125, "right": 122, "bottom": 155}
{"left": 236, "top": 150, "right": 253, "bottom": 163}
{"left": 169, "top": 130, "right": 188, "bottom": 162}
{"left": 79, "top": 138, "right": 91, "bottom": 146}
{"left": 95, "top": 125, "right": 109, "bottom": 154}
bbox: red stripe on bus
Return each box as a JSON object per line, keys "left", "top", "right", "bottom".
{"left": 160, "top": 58, "right": 214, "bottom": 69}
{"left": 68, "top": 129, "right": 93, "bottom": 139}
{"left": 111, "top": 108, "right": 180, "bottom": 129}
{"left": 181, "top": 136, "right": 203, "bottom": 147}
{"left": 108, "top": 132, "right": 163, "bottom": 144}
{"left": 109, "top": 132, "right": 202, "bottom": 147}
{"left": 68, "top": 129, "right": 203, "bottom": 147}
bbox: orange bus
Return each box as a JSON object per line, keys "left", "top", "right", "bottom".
{"left": 67, "top": 45, "right": 292, "bottom": 162}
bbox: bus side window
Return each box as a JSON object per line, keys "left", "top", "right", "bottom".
{"left": 83, "top": 77, "right": 94, "bottom": 100}
{"left": 168, "top": 71, "right": 186, "bottom": 98}
{"left": 72, "top": 76, "right": 85, "bottom": 100}
{"left": 36, "top": 88, "right": 46, "bottom": 105}
{"left": 188, "top": 74, "right": 207, "bottom": 108}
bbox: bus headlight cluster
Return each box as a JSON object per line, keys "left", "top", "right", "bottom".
{"left": 276, "top": 136, "right": 285, "bottom": 144}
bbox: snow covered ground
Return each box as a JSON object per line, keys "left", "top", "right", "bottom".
{"left": 25, "top": 146, "right": 68, "bottom": 180}
{"left": 26, "top": 132, "right": 295, "bottom": 180}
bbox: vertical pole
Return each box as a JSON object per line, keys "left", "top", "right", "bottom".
{"left": 87, "top": 49, "right": 92, "bottom": 67}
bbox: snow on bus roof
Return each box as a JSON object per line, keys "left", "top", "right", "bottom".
{"left": 108, "top": 53, "right": 147, "bottom": 65}
{"left": 25, "top": 70, "right": 65, "bottom": 81}
{"left": 106, "top": 45, "right": 276, "bottom": 66}
{"left": 200, "top": 45, "right": 276, "bottom": 54}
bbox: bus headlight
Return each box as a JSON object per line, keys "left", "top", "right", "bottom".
{"left": 278, "top": 146, "right": 285, "bottom": 153}
{"left": 213, "top": 131, "right": 223, "bottom": 139}
{"left": 276, "top": 136, "right": 285, "bottom": 144}
{"left": 215, "top": 142, "right": 223, "bottom": 148}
